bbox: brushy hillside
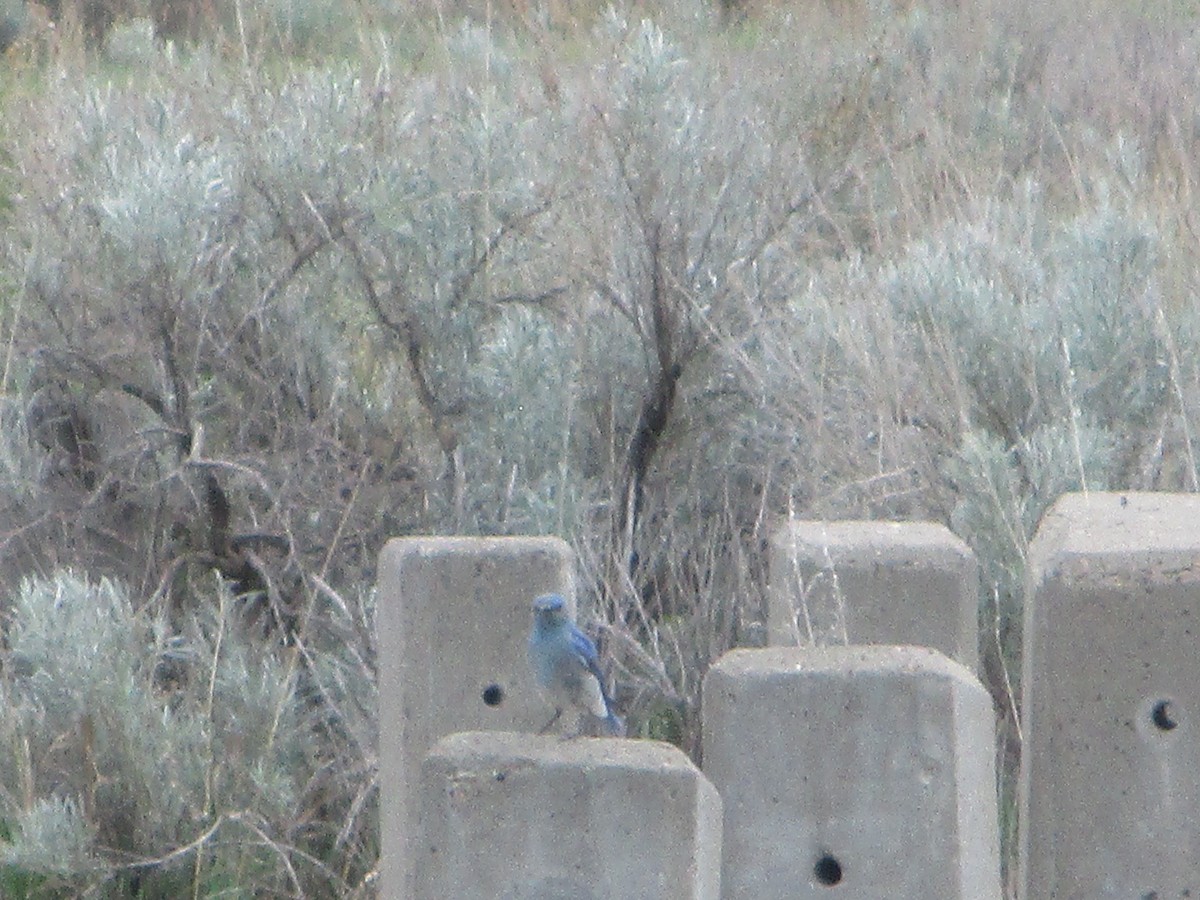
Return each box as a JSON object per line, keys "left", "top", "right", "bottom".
{"left": 0, "top": 0, "right": 1197, "bottom": 895}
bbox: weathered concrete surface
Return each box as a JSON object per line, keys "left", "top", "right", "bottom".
{"left": 376, "top": 537, "right": 574, "bottom": 899}
{"left": 1020, "top": 492, "right": 1200, "bottom": 899}
{"left": 702, "top": 645, "right": 1000, "bottom": 900}
{"left": 768, "top": 520, "right": 979, "bottom": 671}
{"left": 418, "top": 731, "right": 722, "bottom": 900}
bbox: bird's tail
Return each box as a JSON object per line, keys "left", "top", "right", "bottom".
{"left": 601, "top": 711, "right": 627, "bottom": 738}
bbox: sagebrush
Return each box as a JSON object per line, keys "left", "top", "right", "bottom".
{"left": 1, "top": 0, "right": 1198, "bottom": 894}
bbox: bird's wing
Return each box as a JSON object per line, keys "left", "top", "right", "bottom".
{"left": 568, "top": 623, "right": 600, "bottom": 664}
{"left": 569, "top": 624, "right": 613, "bottom": 718}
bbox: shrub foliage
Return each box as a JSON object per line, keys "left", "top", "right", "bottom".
{"left": 1, "top": 0, "right": 1198, "bottom": 894}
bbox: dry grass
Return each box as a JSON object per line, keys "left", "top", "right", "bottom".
{"left": 0, "top": 0, "right": 1197, "bottom": 895}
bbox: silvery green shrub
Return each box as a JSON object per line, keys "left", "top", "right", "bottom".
{"left": 0, "top": 570, "right": 373, "bottom": 894}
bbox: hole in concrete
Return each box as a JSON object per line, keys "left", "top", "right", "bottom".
{"left": 813, "top": 854, "right": 843, "bottom": 886}
{"left": 1151, "top": 700, "right": 1178, "bottom": 732}
{"left": 482, "top": 683, "right": 505, "bottom": 707}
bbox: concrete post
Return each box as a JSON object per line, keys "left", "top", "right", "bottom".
{"left": 417, "top": 731, "right": 722, "bottom": 900}
{"left": 376, "top": 537, "right": 575, "bottom": 899}
{"left": 1020, "top": 492, "right": 1200, "bottom": 898}
{"left": 702, "top": 645, "right": 1001, "bottom": 899}
{"left": 768, "top": 520, "right": 979, "bottom": 671}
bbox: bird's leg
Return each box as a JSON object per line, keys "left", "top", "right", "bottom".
{"left": 537, "top": 707, "right": 563, "bottom": 735}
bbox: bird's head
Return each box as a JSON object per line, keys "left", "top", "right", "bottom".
{"left": 532, "top": 592, "right": 569, "bottom": 628}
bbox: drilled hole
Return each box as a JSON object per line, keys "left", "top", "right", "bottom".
{"left": 1151, "top": 699, "right": 1178, "bottom": 732}
{"left": 813, "top": 854, "right": 843, "bottom": 886}
{"left": 482, "top": 683, "right": 505, "bottom": 707}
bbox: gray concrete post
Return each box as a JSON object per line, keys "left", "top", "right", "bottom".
{"left": 768, "top": 520, "right": 979, "bottom": 671}
{"left": 417, "top": 731, "right": 722, "bottom": 900}
{"left": 1020, "top": 492, "right": 1200, "bottom": 898}
{"left": 702, "top": 645, "right": 1001, "bottom": 899}
{"left": 376, "top": 537, "right": 575, "bottom": 899}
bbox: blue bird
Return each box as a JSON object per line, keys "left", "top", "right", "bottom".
{"left": 528, "top": 593, "right": 625, "bottom": 738}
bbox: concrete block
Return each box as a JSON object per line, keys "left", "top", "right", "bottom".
{"left": 702, "top": 645, "right": 1001, "bottom": 900}
{"left": 417, "top": 731, "right": 722, "bottom": 900}
{"left": 377, "top": 537, "right": 574, "bottom": 899}
{"left": 768, "top": 520, "right": 979, "bottom": 670}
{"left": 1020, "top": 492, "right": 1200, "bottom": 898}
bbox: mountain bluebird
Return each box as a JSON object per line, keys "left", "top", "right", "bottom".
{"left": 528, "top": 593, "right": 625, "bottom": 738}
